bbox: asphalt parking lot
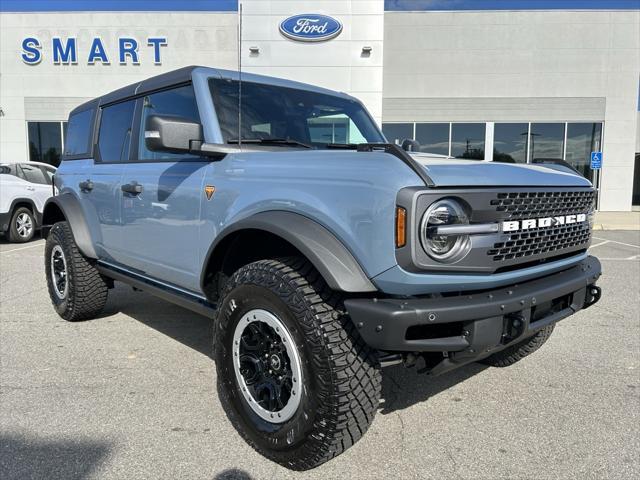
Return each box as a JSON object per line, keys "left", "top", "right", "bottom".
{"left": 1, "top": 231, "right": 639, "bottom": 480}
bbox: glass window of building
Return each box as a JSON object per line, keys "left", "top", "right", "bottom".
{"left": 415, "top": 123, "right": 450, "bottom": 156}
{"left": 565, "top": 123, "right": 602, "bottom": 182}
{"left": 451, "top": 123, "right": 485, "bottom": 160}
{"left": 27, "top": 122, "right": 63, "bottom": 167}
{"left": 493, "top": 123, "right": 528, "bottom": 163}
{"left": 529, "top": 123, "right": 565, "bottom": 162}
{"left": 382, "top": 123, "right": 413, "bottom": 145}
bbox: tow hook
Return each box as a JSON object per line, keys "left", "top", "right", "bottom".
{"left": 583, "top": 285, "right": 602, "bottom": 309}
{"left": 502, "top": 313, "right": 526, "bottom": 344}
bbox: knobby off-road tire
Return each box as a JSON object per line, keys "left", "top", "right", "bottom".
{"left": 9, "top": 206, "right": 35, "bottom": 242}
{"left": 214, "top": 258, "right": 382, "bottom": 470}
{"left": 45, "top": 221, "right": 108, "bottom": 321}
{"left": 480, "top": 324, "right": 555, "bottom": 367}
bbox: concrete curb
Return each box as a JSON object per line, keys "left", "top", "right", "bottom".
{"left": 592, "top": 224, "right": 640, "bottom": 231}
{"left": 593, "top": 212, "right": 640, "bottom": 231}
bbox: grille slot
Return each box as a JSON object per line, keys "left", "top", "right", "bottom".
{"left": 488, "top": 189, "right": 594, "bottom": 263}
{"left": 490, "top": 190, "right": 595, "bottom": 220}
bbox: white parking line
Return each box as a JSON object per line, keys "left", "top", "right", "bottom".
{"left": 589, "top": 240, "right": 610, "bottom": 249}
{"left": 0, "top": 241, "right": 45, "bottom": 254}
{"left": 592, "top": 237, "right": 640, "bottom": 249}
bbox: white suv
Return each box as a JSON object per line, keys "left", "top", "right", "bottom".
{"left": 0, "top": 161, "right": 56, "bottom": 242}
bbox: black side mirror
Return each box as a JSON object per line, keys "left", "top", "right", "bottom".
{"left": 401, "top": 138, "right": 420, "bottom": 152}
{"left": 145, "top": 114, "right": 203, "bottom": 154}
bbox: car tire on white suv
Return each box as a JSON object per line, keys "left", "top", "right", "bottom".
{"left": 8, "top": 206, "right": 35, "bottom": 242}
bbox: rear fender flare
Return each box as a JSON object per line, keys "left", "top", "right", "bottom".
{"left": 42, "top": 194, "right": 98, "bottom": 259}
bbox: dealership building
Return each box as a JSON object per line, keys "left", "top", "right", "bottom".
{"left": 1, "top": 0, "right": 639, "bottom": 211}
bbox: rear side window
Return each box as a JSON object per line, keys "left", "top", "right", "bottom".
{"left": 64, "top": 109, "right": 93, "bottom": 157}
{"left": 40, "top": 166, "right": 55, "bottom": 185}
{"left": 97, "top": 100, "right": 135, "bottom": 162}
{"left": 0, "top": 164, "right": 22, "bottom": 178}
{"left": 19, "top": 163, "right": 49, "bottom": 185}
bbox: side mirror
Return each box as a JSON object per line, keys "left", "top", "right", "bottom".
{"left": 145, "top": 114, "right": 203, "bottom": 154}
{"left": 401, "top": 138, "right": 420, "bottom": 152}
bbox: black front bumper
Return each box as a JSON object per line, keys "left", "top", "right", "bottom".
{"left": 345, "top": 256, "right": 601, "bottom": 371}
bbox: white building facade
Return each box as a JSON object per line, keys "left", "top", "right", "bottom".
{"left": 1, "top": 0, "right": 638, "bottom": 210}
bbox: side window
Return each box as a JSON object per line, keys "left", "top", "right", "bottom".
{"left": 63, "top": 109, "right": 93, "bottom": 157}
{"left": 138, "top": 84, "right": 200, "bottom": 161}
{"left": 97, "top": 100, "right": 135, "bottom": 162}
{"left": 19, "top": 163, "right": 49, "bottom": 185}
{"left": 0, "top": 164, "right": 23, "bottom": 179}
{"left": 40, "top": 166, "right": 55, "bottom": 185}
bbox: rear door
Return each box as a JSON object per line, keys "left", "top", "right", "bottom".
{"left": 118, "top": 84, "right": 207, "bottom": 292}
{"left": 80, "top": 99, "right": 135, "bottom": 262}
{"left": 16, "top": 163, "right": 51, "bottom": 215}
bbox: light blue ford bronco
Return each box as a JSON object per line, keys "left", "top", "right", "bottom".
{"left": 43, "top": 66, "right": 602, "bottom": 470}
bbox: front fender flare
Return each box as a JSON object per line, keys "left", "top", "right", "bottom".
{"left": 202, "top": 211, "right": 377, "bottom": 293}
{"left": 43, "top": 194, "right": 98, "bottom": 259}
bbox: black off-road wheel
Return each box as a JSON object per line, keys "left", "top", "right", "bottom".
{"left": 44, "top": 221, "right": 108, "bottom": 321}
{"left": 214, "top": 258, "right": 381, "bottom": 471}
{"left": 8, "top": 207, "right": 35, "bottom": 242}
{"left": 480, "top": 324, "right": 555, "bottom": 367}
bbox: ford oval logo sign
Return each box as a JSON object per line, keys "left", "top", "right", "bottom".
{"left": 279, "top": 14, "right": 343, "bottom": 42}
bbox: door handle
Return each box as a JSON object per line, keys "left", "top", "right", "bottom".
{"left": 121, "top": 182, "right": 143, "bottom": 195}
{"left": 78, "top": 180, "right": 94, "bottom": 192}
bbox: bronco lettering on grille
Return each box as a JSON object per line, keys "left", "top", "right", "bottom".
{"left": 502, "top": 213, "right": 587, "bottom": 232}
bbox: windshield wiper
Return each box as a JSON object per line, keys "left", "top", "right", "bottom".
{"left": 326, "top": 143, "right": 359, "bottom": 149}
{"left": 227, "top": 138, "right": 313, "bottom": 149}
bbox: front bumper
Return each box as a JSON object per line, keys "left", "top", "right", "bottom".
{"left": 0, "top": 211, "right": 10, "bottom": 232}
{"left": 345, "top": 256, "right": 601, "bottom": 372}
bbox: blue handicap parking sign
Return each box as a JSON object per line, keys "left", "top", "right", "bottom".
{"left": 590, "top": 151, "right": 602, "bottom": 170}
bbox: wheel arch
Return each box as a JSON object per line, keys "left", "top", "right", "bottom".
{"left": 200, "top": 211, "right": 376, "bottom": 297}
{"left": 8, "top": 198, "right": 41, "bottom": 227}
{"left": 42, "top": 194, "right": 98, "bottom": 259}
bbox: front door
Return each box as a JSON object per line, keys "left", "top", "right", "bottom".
{"left": 118, "top": 84, "right": 207, "bottom": 292}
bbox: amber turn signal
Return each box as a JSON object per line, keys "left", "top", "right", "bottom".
{"left": 395, "top": 206, "right": 407, "bottom": 248}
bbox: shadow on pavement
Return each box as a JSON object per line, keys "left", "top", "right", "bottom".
{"left": 102, "top": 284, "right": 214, "bottom": 358}
{"left": 214, "top": 468, "right": 255, "bottom": 479}
{"left": 103, "top": 285, "right": 488, "bottom": 414}
{"left": 380, "top": 362, "right": 488, "bottom": 414}
{"left": 0, "top": 433, "right": 111, "bottom": 480}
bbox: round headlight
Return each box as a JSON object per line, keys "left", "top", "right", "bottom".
{"left": 420, "top": 198, "right": 471, "bottom": 262}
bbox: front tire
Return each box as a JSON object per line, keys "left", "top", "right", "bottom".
{"left": 214, "top": 258, "right": 381, "bottom": 471}
{"left": 8, "top": 207, "right": 35, "bottom": 242}
{"left": 44, "top": 221, "right": 108, "bottom": 321}
{"left": 480, "top": 324, "right": 555, "bottom": 367}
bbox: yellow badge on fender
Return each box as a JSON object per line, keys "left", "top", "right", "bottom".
{"left": 204, "top": 185, "right": 215, "bottom": 200}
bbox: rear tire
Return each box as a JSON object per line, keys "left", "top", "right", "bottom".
{"left": 480, "top": 324, "right": 555, "bottom": 367}
{"left": 8, "top": 207, "right": 35, "bottom": 242}
{"left": 45, "top": 221, "right": 108, "bottom": 321}
{"left": 214, "top": 258, "right": 381, "bottom": 470}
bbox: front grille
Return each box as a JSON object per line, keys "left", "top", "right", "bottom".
{"left": 490, "top": 190, "right": 595, "bottom": 220}
{"left": 488, "top": 223, "right": 590, "bottom": 261}
{"left": 487, "top": 189, "right": 594, "bottom": 263}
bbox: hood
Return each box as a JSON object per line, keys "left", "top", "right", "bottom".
{"left": 411, "top": 153, "right": 592, "bottom": 188}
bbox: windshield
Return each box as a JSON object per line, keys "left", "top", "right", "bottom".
{"left": 209, "top": 78, "right": 384, "bottom": 148}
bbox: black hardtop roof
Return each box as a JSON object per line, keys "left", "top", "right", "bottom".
{"left": 69, "top": 65, "right": 198, "bottom": 116}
